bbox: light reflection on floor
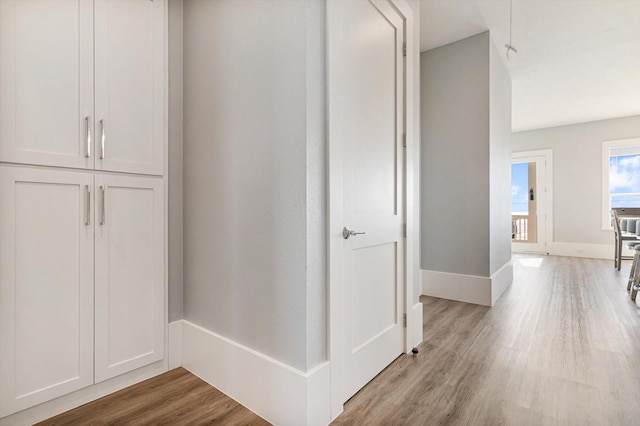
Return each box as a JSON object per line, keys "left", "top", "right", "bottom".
{"left": 516, "top": 256, "right": 544, "bottom": 268}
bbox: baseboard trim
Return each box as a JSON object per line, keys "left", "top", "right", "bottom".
{"left": 491, "top": 261, "right": 513, "bottom": 305}
{"left": 411, "top": 302, "right": 423, "bottom": 347}
{"left": 421, "top": 261, "right": 513, "bottom": 307}
{"left": 548, "top": 242, "right": 613, "bottom": 260}
{"left": 181, "top": 320, "right": 331, "bottom": 426}
{"left": 421, "top": 269, "right": 492, "bottom": 306}
{"left": 168, "top": 320, "right": 183, "bottom": 369}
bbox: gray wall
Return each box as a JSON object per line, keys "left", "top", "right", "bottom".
{"left": 488, "top": 40, "right": 512, "bottom": 275}
{"left": 513, "top": 114, "right": 640, "bottom": 246}
{"left": 303, "top": 0, "right": 326, "bottom": 369}
{"left": 168, "top": 0, "right": 183, "bottom": 322}
{"left": 421, "top": 31, "right": 512, "bottom": 278}
{"left": 182, "top": 0, "right": 325, "bottom": 372}
{"left": 421, "top": 32, "right": 491, "bottom": 277}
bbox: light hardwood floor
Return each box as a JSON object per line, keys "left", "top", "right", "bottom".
{"left": 37, "top": 367, "right": 270, "bottom": 425}
{"left": 39, "top": 255, "right": 640, "bottom": 425}
{"left": 333, "top": 254, "right": 640, "bottom": 425}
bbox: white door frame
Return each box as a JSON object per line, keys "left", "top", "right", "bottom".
{"left": 327, "top": 0, "right": 418, "bottom": 419}
{"left": 512, "top": 149, "right": 553, "bottom": 254}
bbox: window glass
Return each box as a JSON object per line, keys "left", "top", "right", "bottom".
{"left": 609, "top": 152, "right": 640, "bottom": 206}
{"left": 602, "top": 140, "right": 640, "bottom": 228}
{"left": 511, "top": 162, "right": 528, "bottom": 214}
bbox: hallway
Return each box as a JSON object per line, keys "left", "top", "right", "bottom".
{"left": 41, "top": 255, "right": 640, "bottom": 425}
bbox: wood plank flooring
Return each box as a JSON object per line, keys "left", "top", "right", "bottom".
{"left": 39, "top": 255, "right": 640, "bottom": 425}
{"left": 37, "top": 367, "right": 270, "bottom": 425}
{"left": 333, "top": 254, "right": 640, "bottom": 425}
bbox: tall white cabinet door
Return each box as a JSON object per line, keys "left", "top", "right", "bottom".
{"left": 0, "top": 1, "right": 94, "bottom": 169}
{"left": 94, "top": 174, "right": 165, "bottom": 383}
{"left": 94, "top": 0, "right": 166, "bottom": 176}
{"left": 0, "top": 167, "right": 94, "bottom": 417}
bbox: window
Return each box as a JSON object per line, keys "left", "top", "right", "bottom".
{"left": 602, "top": 138, "right": 640, "bottom": 229}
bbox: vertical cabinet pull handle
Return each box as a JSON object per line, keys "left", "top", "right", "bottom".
{"left": 85, "top": 185, "right": 91, "bottom": 226}
{"left": 85, "top": 116, "right": 91, "bottom": 158}
{"left": 99, "top": 119, "right": 105, "bottom": 159}
{"left": 100, "top": 185, "right": 106, "bottom": 225}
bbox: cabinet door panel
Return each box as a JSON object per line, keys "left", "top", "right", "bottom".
{"left": 0, "top": 167, "right": 94, "bottom": 417}
{"left": 0, "top": 0, "right": 93, "bottom": 169}
{"left": 95, "top": 0, "right": 165, "bottom": 175}
{"left": 94, "top": 175, "right": 164, "bottom": 383}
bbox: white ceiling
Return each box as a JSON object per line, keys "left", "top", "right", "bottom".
{"left": 420, "top": 0, "right": 640, "bottom": 132}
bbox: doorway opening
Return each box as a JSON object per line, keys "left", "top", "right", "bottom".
{"left": 512, "top": 150, "right": 552, "bottom": 254}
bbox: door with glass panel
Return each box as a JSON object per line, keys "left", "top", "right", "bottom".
{"left": 512, "top": 154, "right": 548, "bottom": 254}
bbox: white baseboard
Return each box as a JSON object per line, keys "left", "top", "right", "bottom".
{"left": 181, "top": 320, "right": 331, "bottom": 426}
{"left": 421, "top": 261, "right": 513, "bottom": 307}
{"left": 421, "top": 269, "right": 492, "bottom": 306}
{"left": 411, "top": 302, "right": 423, "bottom": 348}
{"left": 491, "top": 261, "right": 513, "bottom": 305}
{"left": 0, "top": 361, "right": 167, "bottom": 426}
{"left": 548, "top": 242, "right": 613, "bottom": 260}
{"left": 168, "top": 321, "right": 183, "bottom": 369}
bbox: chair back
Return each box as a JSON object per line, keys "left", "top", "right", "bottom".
{"left": 629, "top": 219, "right": 638, "bottom": 234}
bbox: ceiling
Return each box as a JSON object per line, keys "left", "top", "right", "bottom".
{"left": 420, "top": 0, "right": 640, "bottom": 132}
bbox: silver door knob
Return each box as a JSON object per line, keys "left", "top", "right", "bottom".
{"left": 343, "top": 226, "right": 365, "bottom": 239}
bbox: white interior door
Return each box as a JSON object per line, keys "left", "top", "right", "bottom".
{"left": 94, "top": 174, "right": 164, "bottom": 383}
{"left": 94, "top": 0, "right": 165, "bottom": 175}
{"left": 512, "top": 153, "right": 549, "bottom": 254}
{"left": 0, "top": 0, "right": 94, "bottom": 169}
{"left": 333, "top": 0, "right": 405, "bottom": 403}
{"left": 0, "top": 167, "right": 94, "bottom": 417}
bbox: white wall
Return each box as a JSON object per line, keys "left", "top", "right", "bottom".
{"left": 512, "top": 114, "right": 640, "bottom": 251}
{"left": 182, "top": 0, "right": 325, "bottom": 372}
{"left": 489, "top": 39, "right": 512, "bottom": 275}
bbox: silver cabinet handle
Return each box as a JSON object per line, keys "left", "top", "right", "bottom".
{"left": 85, "top": 116, "right": 91, "bottom": 158}
{"left": 343, "top": 226, "right": 365, "bottom": 239}
{"left": 99, "top": 119, "right": 105, "bottom": 159}
{"left": 85, "top": 185, "right": 91, "bottom": 226}
{"left": 100, "top": 185, "right": 105, "bottom": 225}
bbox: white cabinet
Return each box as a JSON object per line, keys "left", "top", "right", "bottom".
{"left": 94, "top": 0, "right": 166, "bottom": 175}
{"left": 0, "top": 0, "right": 165, "bottom": 175}
{"left": 0, "top": 0, "right": 167, "bottom": 419}
{"left": 0, "top": 167, "right": 94, "bottom": 417}
{"left": 94, "top": 175, "right": 165, "bottom": 383}
{"left": 0, "top": 168, "right": 165, "bottom": 417}
{"left": 0, "top": 0, "right": 94, "bottom": 170}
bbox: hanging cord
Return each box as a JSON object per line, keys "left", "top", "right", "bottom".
{"left": 505, "top": 0, "right": 518, "bottom": 58}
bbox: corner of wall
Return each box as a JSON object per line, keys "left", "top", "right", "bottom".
{"left": 168, "top": 320, "right": 183, "bottom": 369}
{"left": 179, "top": 320, "right": 331, "bottom": 426}
{"left": 490, "top": 260, "right": 513, "bottom": 306}
{"left": 167, "top": 0, "right": 184, "bottom": 323}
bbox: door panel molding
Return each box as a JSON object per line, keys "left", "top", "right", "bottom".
{"left": 0, "top": 167, "right": 94, "bottom": 417}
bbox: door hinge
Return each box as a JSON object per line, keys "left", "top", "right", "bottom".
{"left": 403, "top": 42, "right": 407, "bottom": 57}
{"left": 403, "top": 223, "right": 407, "bottom": 237}
{"left": 403, "top": 132, "right": 407, "bottom": 147}
{"left": 403, "top": 313, "right": 407, "bottom": 328}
